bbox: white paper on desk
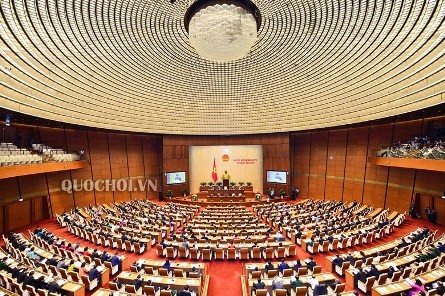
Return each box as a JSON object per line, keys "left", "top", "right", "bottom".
{"left": 323, "top": 274, "right": 330, "bottom": 279}
{"left": 121, "top": 272, "right": 128, "bottom": 277}
{"left": 5, "top": 258, "right": 14, "bottom": 265}
{"left": 377, "top": 287, "right": 390, "bottom": 294}
{"left": 187, "top": 280, "right": 195, "bottom": 285}
{"left": 168, "top": 278, "right": 176, "bottom": 283}
{"left": 393, "top": 284, "right": 404, "bottom": 289}
{"left": 57, "top": 280, "right": 65, "bottom": 286}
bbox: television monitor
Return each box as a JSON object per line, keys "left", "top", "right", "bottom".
{"left": 166, "top": 171, "right": 186, "bottom": 185}
{"left": 266, "top": 170, "right": 287, "bottom": 184}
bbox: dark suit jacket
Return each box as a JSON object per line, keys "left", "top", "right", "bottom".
{"left": 17, "top": 271, "right": 27, "bottom": 283}
{"left": 368, "top": 268, "right": 380, "bottom": 279}
{"left": 48, "top": 281, "right": 62, "bottom": 294}
{"left": 333, "top": 257, "right": 344, "bottom": 267}
{"left": 179, "top": 291, "right": 192, "bottom": 296}
{"left": 253, "top": 281, "right": 265, "bottom": 290}
{"left": 132, "top": 278, "right": 143, "bottom": 290}
{"left": 307, "top": 261, "right": 316, "bottom": 271}
{"left": 88, "top": 268, "right": 100, "bottom": 281}
{"left": 354, "top": 271, "right": 367, "bottom": 283}
{"left": 22, "top": 274, "right": 35, "bottom": 289}
{"left": 346, "top": 255, "right": 355, "bottom": 264}
{"left": 278, "top": 262, "right": 290, "bottom": 273}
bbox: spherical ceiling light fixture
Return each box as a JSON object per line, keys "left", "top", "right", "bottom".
{"left": 185, "top": 0, "right": 261, "bottom": 62}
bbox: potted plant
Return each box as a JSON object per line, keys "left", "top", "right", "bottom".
{"left": 182, "top": 188, "right": 189, "bottom": 197}
{"left": 246, "top": 182, "right": 252, "bottom": 186}
{"left": 208, "top": 181, "right": 214, "bottom": 187}
{"left": 216, "top": 182, "right": 222, "bottom": 187}
{"left": 279, "top": 189, "right": 286, "bottom": 199}
{"left": 230, "top": 181, "right": 236, "bottom": 188}
{"left": 200, "top": 182, "right": 207, "bottom": 187}
{"left": 238, "top": 182, "right": 244, "bottom": 188}
{"left": 166, "top": 190, "right": 172, "bottom": 199}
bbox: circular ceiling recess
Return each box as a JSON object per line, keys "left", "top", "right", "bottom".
{"left": 185, "top": 0, "right": 261, "bottom": 62}
{"left": 0, "top": 0, "right": 444, "bottom": 135}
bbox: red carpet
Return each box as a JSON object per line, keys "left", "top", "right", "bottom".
{"left": 4, "top": 207, "right": 445, "bottom": 296}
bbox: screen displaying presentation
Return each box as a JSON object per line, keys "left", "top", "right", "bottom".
{"left": 166, "top": 171, "right": 186, "bottom": 185}
{"left": 266, "top": 170, "right": 287, "bottom": 184}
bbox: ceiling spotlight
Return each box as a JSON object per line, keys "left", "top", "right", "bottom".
{"left": 170, "top": 0, "right": 175, "bottom": 3}
{"left": 18, "top": 197, "right": 23, "bottom": 202}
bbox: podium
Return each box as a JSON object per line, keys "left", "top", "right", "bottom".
{"left": 222, "top": 178, "right": 229, "bottom": 188}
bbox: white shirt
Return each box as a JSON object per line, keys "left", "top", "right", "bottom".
{"left": 309, "top": 277, "right": 319, "bottom": 289}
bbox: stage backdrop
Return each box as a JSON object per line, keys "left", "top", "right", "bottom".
{"left": 189, "top": 145, "right": 263, "bottom": 194}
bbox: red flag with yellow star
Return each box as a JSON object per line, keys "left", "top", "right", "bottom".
{"left": 212, "top": 158, "right": 218, "bottom": 182}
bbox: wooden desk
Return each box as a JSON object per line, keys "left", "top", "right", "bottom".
{"left": 62, "top": 281, "right": 85, "bottom": 296}
{"left": 117, "top": 271, "right": 201, "bottom": 295}
{"left": 247, "top": 272, "right": 336, "bottom": 294}
{"left": 169, "top": 241, "right": 293, "bottom": 252}
{"left": 207, "top": 196, "right": 246, "bottom": 202}
{"left": 0, "top": 250, "right": 85, "bottom": 296}
{"left": 300, "top": 223, "right": 377, "bottom": 252}
{"left": 136, "top": 259, "right": 206, "bottom": 273}
{"left": 0, "top": 286, "right": 19, "bottom": 295}
{"left": 92, "top": 288, "right": 138, "bottom": 296}
{"left": 207, "top": 189, "right": 244, "bottom": 196}
{"left": 372, "top": 267, "right": 445, "bottom": 296}
{"left": 325, "top": 237, "right": 402, "bottom": 272}
{"left": 30, "top": 238, "right": 109, "bottom": 290}
{"left": 245, "top": 261, "right": 307, "bottom": 274}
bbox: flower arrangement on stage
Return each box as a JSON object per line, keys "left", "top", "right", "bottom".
{"left": 191, "top": 194, "right": 197, "bottom": 201}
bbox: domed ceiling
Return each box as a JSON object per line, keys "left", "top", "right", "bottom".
{"left": 0, "top": 0, "right": 444, "bottom": 135}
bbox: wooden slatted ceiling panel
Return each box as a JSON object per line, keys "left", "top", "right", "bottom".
{"left": 0, "top": 0, "right": 444, "bottom": 134}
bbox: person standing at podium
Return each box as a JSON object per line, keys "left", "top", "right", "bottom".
{"left": 222, "top": 170, "right": 230, "bottom": 189}
{"left": 222, "top": 170, "right": 230, "bottom": 180}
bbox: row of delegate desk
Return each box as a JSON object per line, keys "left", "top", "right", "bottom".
{"left": 324, "top": 227, "right": 433, "bottom": 272}
{"left": 15, "top": 233, "right": 110, "bottom": 293}
{"left": 372, "top": 267, "right": 445, "bottom": 296}
{"left": 30, "top": 229, "right": 130, "bottom": 273}
{"left": 117, "top": 271, "right": 202, "bottom": 295}
{"left": 343, "top": 234, "right": 445, "bottom": 289}
{"left": 0, "top": 248, "right": 85, "bottom": 296}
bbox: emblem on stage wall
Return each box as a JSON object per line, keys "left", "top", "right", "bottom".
{"left": 222, "top": 154, "right": 229, "bottom": 162}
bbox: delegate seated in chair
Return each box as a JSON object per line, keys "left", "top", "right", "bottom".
{"left": 252, "top": 278, "right": 266, "bottom": 295}
{"left": 131, "top": 274, "right": 143, "bottom": 291}
{"left": 278, "top": 259, "right": 289, "bottom": 274}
